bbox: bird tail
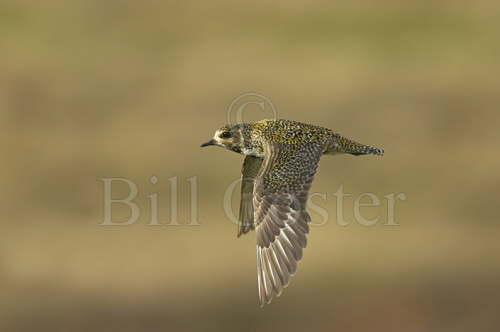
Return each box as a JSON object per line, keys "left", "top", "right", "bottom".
{"left": 325, "top": 134, "right": 384, "bottom": 156}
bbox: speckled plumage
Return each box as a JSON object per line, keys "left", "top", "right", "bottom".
{"left": 201, "top": 118, "right": 383, "bottom": 307}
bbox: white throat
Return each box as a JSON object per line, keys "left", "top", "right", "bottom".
{"left": 241, "top": 147, "right": 264, "bottom": 158}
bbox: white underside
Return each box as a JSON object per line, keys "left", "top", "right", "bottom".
{"left": 241, "top": 147, "right": 264, "bottom": 158}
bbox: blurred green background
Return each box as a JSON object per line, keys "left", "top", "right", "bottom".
{"left": 2, "top": 1, "right": 500, "bottom": 331}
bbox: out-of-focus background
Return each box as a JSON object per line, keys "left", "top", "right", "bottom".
{"left": 2, "top": 1, "right": 500, "bottom": 331}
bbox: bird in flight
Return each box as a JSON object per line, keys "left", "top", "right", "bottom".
{"left": 201, "top": 119, "right": 383, "bottom": 306}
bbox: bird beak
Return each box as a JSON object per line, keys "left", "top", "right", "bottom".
{"left": 200, "top": 139, "right": 216, "bottom": 147}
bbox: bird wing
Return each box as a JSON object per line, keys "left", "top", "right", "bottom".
{"left": 254, "top": 141, "right": 324, "bottom": 306}
{"left": 238, "top": 155, "right": 263, "bottom": 237}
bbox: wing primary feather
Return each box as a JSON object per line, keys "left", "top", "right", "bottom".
{"left": 286, "top": 223, "right": 307, "bottom": 248}
{"left": 276, "top": 237, "right": 298, "bottom": 275}
{"left": 264, "top": 248, "right": 283, "bottom": 295}
{"left": 259, "top": 247, "right": 273, "bottom": 304}
{"left": 268, "top": 245, "right": 287, "bottom": 292}
{"left": 273, "top": 239, "right": 292, "bottom": 275}
{"left": 257, "top": 246, "right": 265, "bottom": 307}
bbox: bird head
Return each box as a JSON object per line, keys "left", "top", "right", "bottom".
{"left": 200, "top": 124, "right": 248, "bottom": 154}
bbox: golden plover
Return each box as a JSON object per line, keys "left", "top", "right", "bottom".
{"left": 201, "top": 119, "right": 383, "bottom": 306}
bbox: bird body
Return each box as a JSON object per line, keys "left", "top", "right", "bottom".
{"left": 201, "top": 119, "right": 383, "bottom": 306}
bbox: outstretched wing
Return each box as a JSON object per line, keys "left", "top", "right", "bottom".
{"left": 238, "top": 155, "right": 263, "bottom": 237}
{"left": 254, "top": 142, "right": 324, "bottom": 306}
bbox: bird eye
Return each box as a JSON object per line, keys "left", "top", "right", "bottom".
{"left": 221, "top": 131, "right": 232, "bottom": 139}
